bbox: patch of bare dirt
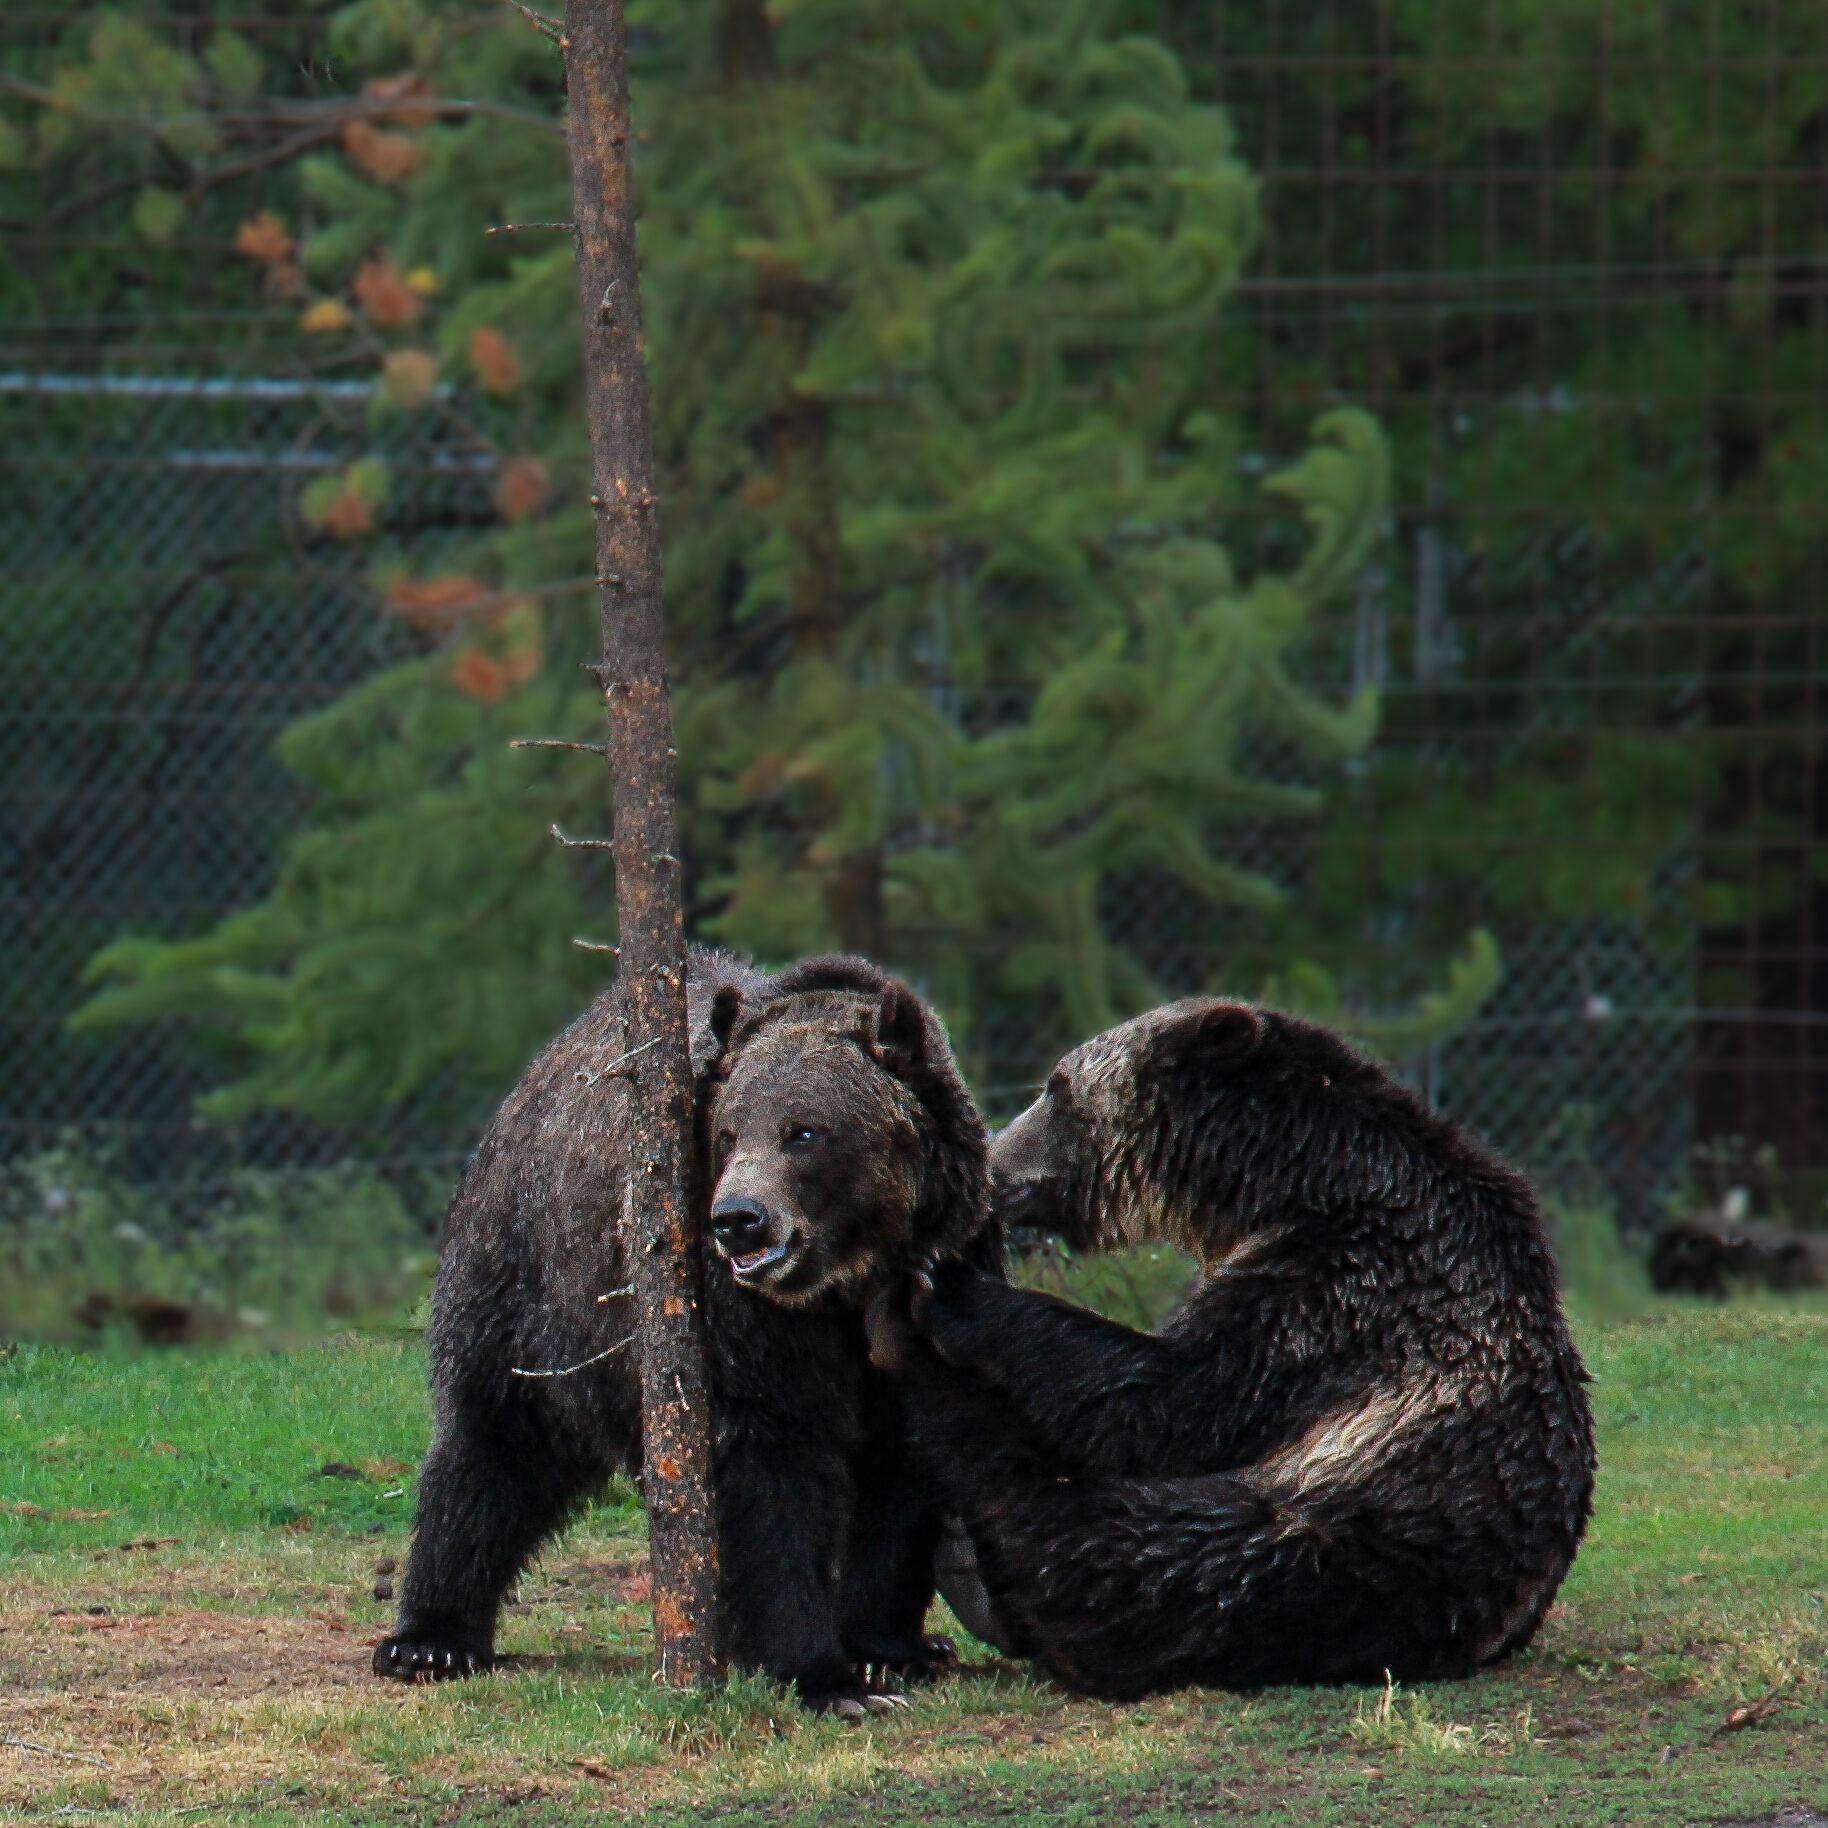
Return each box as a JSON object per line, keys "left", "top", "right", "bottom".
{"left": 0, "top": 1538, "right": 661, "bottom": 1814}
{"left": 0, "top": 1606, "right": 392, "bottom": 1811}
{"left": 1, "top": 1601, "right": 379, "bottom": 1699}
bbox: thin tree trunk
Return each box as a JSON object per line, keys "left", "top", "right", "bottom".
{"left": 712, "top": 1, "right": 865, "bottom": 951}
{"left": 562, "top": 0, "right": 723, "bottom": 1689}
{"left": 823, "top": 845, "right": 887, "bottom": 958}
{"left": 721, "top": 0, "right": 775, "bottom": 86}
{"left": 772, "top": 387, "right": 845, "bottom": 654}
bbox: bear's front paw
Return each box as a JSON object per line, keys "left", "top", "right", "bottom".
{"left": 795, "top": 1654, "right": 914, "bottom": 1720}
{"left": 802, "top": 1679, "right": 913, "bottom": 1722}
{"left": 373, "top": 1632, "right": 494, "bottom": 1682}
{"left": 909, "top": 1259, "right": 992, "bottom": 1367}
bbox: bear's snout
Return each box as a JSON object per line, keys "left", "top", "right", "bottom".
{"left": 709, "top": 1181, "right": 805, "bottom": 1287}
{"left": 988, "top": 1170, "right": 1037, "bottom": 1216}
{"left": 711, "top": 1195, "right": 774, "bottom": 1259}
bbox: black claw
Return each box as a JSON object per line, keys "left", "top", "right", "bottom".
{"left": 909, "top": 1267, "right": 936, "bottom": 1324}
{"left": 375, "top": 1635, "right": 492, "bottom": 1684}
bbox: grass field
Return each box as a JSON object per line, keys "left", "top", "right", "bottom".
{"left": 3, "top": 1306, "right": 1827, "bottom": 1826}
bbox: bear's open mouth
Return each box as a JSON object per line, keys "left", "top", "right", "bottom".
{"left": 726, "top": 1239, "right": 797, "bottom": 1282}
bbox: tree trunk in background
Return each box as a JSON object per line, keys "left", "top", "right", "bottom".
{"left": 823, "top": 847, "right": 887, "bottom": 960}
{"left": 562, "top": 0, "right": 723, "bottom": 1688}
{"left": 721, "top": 0, "right": 775, "bottom": 86}
{"left": 772, "top": 387, "right": 845, "bottom": 654}
{"left": 718, "top": 0, "right": 881, "bottom": 955}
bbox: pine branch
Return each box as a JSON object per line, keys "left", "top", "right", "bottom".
{"left": 0, "top": 72, "right": 563, "bottom": 145}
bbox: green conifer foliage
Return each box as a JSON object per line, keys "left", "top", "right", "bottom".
{"left": 60, "top": 0, "right": 1415, "bottom": 1125}
{"left": 1167, "top": 0, "right": 1828, "bottom": 1022}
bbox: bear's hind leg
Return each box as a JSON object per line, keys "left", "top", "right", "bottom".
{"left": 376, "top": 1396, "right": 601, "bottom": 1682}
{"left": 925, "top": 1453, "right": 1448, "bottom": 1697}
{"left": 890, "top": 1339, "right": 1447, "bottom": 1696}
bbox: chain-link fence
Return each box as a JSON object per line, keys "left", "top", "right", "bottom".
{"left": 1197, "top": 3, "right": 1828, "bottom": 1228}
{"left": 6, "top": 5, "right": 1828, "bottom": 1232}
{"left": 1, "top": 360, "right": 496, "bottom": 1186}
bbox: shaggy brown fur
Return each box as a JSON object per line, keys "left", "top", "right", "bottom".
{"left": 874, "top": 999, "right": 1597, "bottom": 1699}
{"left": 375, "top": 948, "right": 994, "bottom": 1714}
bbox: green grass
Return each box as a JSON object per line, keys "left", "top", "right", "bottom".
{"left": 0, "top": 1337, "right": 452, "bottom": 1547}
{"left": 3, "top": 1309, "right": 1827, "bottom": 1826}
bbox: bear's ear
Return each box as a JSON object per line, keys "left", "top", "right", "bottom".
{"left": 1159, "top": 1001, "right": 1263, "bottom": 1075}
{"left": 707, "top": 985, "right": 746, "bottom": 1059}
{"left": 868, "top": 983, "right": 929, "bottom": 1078}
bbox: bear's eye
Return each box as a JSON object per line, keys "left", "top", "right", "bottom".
{"left": 782, "top": 1125, "right": 819, "bottom": 1153}
{"left": 714, "top": 1130, "right": 736, "bottom": 1163}
{"left": 1046, "top": 1070, "right": 1073, "bottom": 1106}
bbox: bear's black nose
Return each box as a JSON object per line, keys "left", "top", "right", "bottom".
{"left": 990, "top": 1174, "right": 1035, "bottom": 1210}
{"left": 711, "top": 1197, "right": 773, "bottom": 1258}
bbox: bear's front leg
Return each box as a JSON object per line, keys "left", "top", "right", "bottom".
{"left": 837, "top": 1369, "right": 956, "bottom": 1685}
{"left": 716, "top": 1419, "right": 910, "bottom": 1718}
{"left": 908, "top": 1262, "right": 1193, "bottom": 1477}
{"left": 377, "top": 1389, "right": 598, "bottom": 1682}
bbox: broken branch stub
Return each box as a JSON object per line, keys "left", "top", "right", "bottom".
{"left": 561, "top": 0, "right": 723, "bottom": 1688}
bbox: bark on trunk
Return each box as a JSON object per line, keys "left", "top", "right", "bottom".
{"left": 562, "top": 0, "right": 723, "bottom": 1689}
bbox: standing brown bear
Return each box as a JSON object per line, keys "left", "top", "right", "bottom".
{"left": 375, "top": 948, "right": 994, "bottom": 1716}
{"left": 873, "top": 999, "right": 1596, "bottom": 1699}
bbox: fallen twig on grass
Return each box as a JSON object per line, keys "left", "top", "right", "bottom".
{"left": 3, "top": 1735, "right": 110, "bottom": 1767}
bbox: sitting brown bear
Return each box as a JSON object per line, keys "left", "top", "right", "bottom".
{"left": 376, "top": 948, "right": 995, "bottom": 1715}
{"left": 873, "top": 999, "right": 1597, "bottom": 1699}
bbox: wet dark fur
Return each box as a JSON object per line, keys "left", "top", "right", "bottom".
{"left": 376, "top": 947, "right": 994, "bottom": 1711}
{"left": 876, "top": 1000, "right": 1597, "bottom": 1700}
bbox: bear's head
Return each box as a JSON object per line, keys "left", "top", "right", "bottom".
{"left": 704, "top": 957, "right": 988, "bottom": 1308}
{"left": 990, "top": 998, "right": 1278, "bottom": 1250}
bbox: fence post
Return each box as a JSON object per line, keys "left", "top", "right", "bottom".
{"left": 561, "top": 0, "right": 723, "bottom": 1688}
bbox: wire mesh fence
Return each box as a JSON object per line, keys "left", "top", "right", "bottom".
{"left": 0, "top": 359, "right": 496, "bottom": 1187}
{"left": 1194, "top": 0, "right": 1828, "bottom": 1228}
{"left": 5, "top": 3, "right": 1828, "bottom": 1232}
